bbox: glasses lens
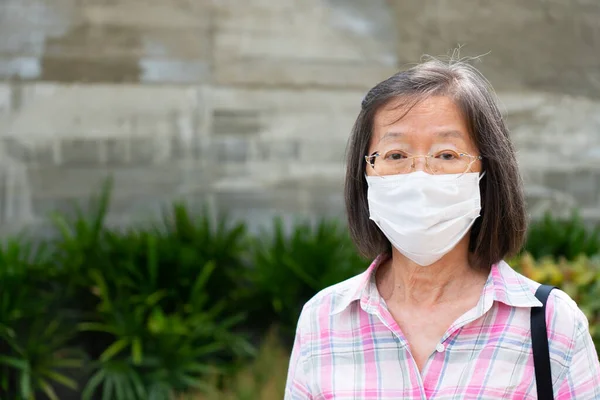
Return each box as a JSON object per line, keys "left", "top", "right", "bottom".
{"left": 428, "top": 150, "right": 471, "bottom": 174}
{"left": 369, "top": 153, "right": 412, "bottom": 175}
{"left": 368, "top": 150, "right": 476, "bottom": 176}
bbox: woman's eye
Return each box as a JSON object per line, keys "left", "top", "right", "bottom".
{"left": 386, "top": 152, "right": 407, "bottom": 161}
{"left": 437, "top": 151, "right": 459, "bottom": 161}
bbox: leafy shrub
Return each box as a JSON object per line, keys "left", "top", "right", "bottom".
{"left": 150, "top": 203, "right": 251, "bottom": 322}
{"left": 23, "top": 180, "right": 254, "bottom": 400}
{"left": 246, "top": 218, "right": 369, "bottom": 342}
{"left": 0, "top": 237, "right": 83, "bottom": 400}
{"left": 178, "top": 328, "right": 289, "bottom": 400}
{"left": 78, "top": 241, "right": 251, "bottom": 400}
{"left": 48, "top": 180, "right": 116, "bottom": 367}
{"left": 524, "top": 210, "right": 600, "bottom": 260}
{"left": 511, "top": 253, "right": 600, "bottom": 353}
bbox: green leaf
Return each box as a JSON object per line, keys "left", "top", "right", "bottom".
{"left": 50, "top": 213, "right": 74, "bottom": 241}
{"left": 89, "top": 269, "right": 113, "bottom": 312}
{"left": 283, "top": 255, "right": 319, "bottom": 290}
{"left": 0, "top": 355, "right": 28, "bottom": 370}
{"left": 78, "top": 322, "right": 119, "bottom": 335}
{"left": 40, "top": 380, "right": 60, "bottom": 400}
{"left": 128, "top": 367, "right": 147, "bottom": 399}
{"left": 82, "top": 369, "right": 106, "bottom": 400}
{"left": 191, "top": 342, "right": 224, "bottom": 357}
{"left": 102, "top": 375, "right": 115, "bottom": 400}
{"left": 41, "top": 369, "right": 78, "bottom": 390}
{"left": 19, "top": 367, "right": 32, "bottom": 399}
{"left": 1, "top": 367, "right": 8, "bottom": 391}
{"left": 100, "top": 338, "right": 130, "bottom": 362}
{"left": 0, "top": 325, "right": 16, "bottom": 339}
{"left": 193, "top": 261, "right": 216, "bottom": 294}
{"left": 114, "top": 373, "right": 127, "bottom": 400}
{"left": 147, "top": 307, "right": 166, "bottom": 334}
{"left": 179, "top": 374, "right": 214, "bottom": 391}
{"left": 132, "top": 337, "right": 143, "bottom": 365}
{"left": 50, "top": 358, "right": 83, "bottom": 369}
{"left": 144, "top": 291, "right": 167, "bottom": 308}
{"left": 42, "top": 319, "right": 60, "bottom": 339}
{"left": 182, "top": 363, "right": 217, "bottom": 375}
{"left": 146, "top": 234, "right": 158, "bottom": 287}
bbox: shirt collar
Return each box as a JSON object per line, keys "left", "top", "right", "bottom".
{"left": 491, "top": 260, "right": 543, "bottom": 308}
{"left": 329, "top": 254, "right": 387, "bottom": 315}
{"left": 329, "top": 256, "right": 541, "bottom": 316}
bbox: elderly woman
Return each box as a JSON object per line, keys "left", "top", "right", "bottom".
{"left": 284, "top": 57, "right": 600, "bottom": 399}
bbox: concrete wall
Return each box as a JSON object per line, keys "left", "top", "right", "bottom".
{"left": 0, "top": 83, "right": 366, "bottom": 232}
{"left": 1, "top": 0, "right": 599, "bottom": 234}
{"left": 390, "top": 0, "right": 600, "bottom": 98}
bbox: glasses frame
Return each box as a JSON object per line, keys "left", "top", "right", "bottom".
{"left": 364, "top": 150, "right": 483, "bottom": 177}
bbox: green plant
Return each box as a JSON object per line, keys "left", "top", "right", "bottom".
{"left": 73, "top": 214, "right": 253, "bottom": 399}
{"left": 179, "top": 327, "right": 289, "bottom": 400}
{"left": 0, "top": 237, "right": 83, "bottom": 400}
{"left": 524, "top": 210, "right": 600, "bottom": 260}
{"left": 78, "top": 231, "right": 253, "bottom": 400}
{"left": 47, "top": 178, "right": 119, "bottom": 375}
{"left": 151, "top": 203, "right": 251, "bottom": 318}
{"left": 247, "top": 218, "right": 368, "bottom": 342}
{"left": 42, "top": 178, "right": 254, "bottom": 399}
{"left": 511, "top": 253, "right": 600, "bottom": 355}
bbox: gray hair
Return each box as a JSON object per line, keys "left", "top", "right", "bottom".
{"left": 344, "top": 56, "right": 527, "bottom": 269}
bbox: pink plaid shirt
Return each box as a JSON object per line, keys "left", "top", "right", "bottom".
{"left": 285, "top": 258, "right": 600, "bottom": 399}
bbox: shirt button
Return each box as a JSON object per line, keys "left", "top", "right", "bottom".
{"left": 436, "top": 343, "right": 445, "bottom": 352}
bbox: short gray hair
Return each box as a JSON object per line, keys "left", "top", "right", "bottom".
{"left": 344, "top": 57, "right": 527, "bottom": 269}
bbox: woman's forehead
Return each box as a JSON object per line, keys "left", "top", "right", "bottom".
{"left": 371, "top": 96, "right": 473, "bottom": 146}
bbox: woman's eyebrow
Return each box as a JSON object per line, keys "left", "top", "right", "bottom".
{"left": 435, "top": 130, "right": 465, "bottom": 139}
{"left": 379, "top": 130, "right": 466, "bottom": 142}
{"left": 377, "top": 131, "right": 404, "bottom": 144}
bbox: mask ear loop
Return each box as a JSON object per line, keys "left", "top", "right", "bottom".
{"left": 477, "top": 170, "right": 487, "bottom": 213}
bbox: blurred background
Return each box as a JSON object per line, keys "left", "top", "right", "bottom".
{"left": 1, "top": 0, "right": 600, "bottom": 234}
{"left": 1, "top": 1, "right": 599, "bottom": 399}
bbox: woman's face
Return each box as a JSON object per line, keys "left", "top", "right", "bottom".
{"left": 366, "top": 96, "right": 482, "bottom": 176}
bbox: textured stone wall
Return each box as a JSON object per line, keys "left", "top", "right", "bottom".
{"left": 0, "top": 0, "right": 599, "bottom": 235}
{"left": 0, "top": 83, "right": 366, "bottom": 233}
{"left": 390, "top": 0, "right": 600, "bottom": 98}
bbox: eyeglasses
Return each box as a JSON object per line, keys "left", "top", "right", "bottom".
{"left": 364, "top": 149, "right": 482, "bottom": 176}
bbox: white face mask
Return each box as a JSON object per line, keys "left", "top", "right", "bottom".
{"left": 366, "top": 170, "right": 484, "bottom": 266}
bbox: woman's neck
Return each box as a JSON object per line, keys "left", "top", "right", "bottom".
{"left": 376, "top": 242, "right": 488, "bottom": 308}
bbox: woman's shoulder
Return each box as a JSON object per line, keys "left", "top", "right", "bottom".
{"left": 501, "top": 260, "right": 590, "bottom": 337}
{"left": 295, "top": 267, "right": 372, "bottom": 331}
{"left": 546, "top": 286, "right": 590, "bottom": 342}
{"left": 303, "top": 270, "right": 367, "bottom": 313}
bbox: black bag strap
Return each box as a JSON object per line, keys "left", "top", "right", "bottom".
{"left": 531, "top": 284, "right": 557, "bottom": 400}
